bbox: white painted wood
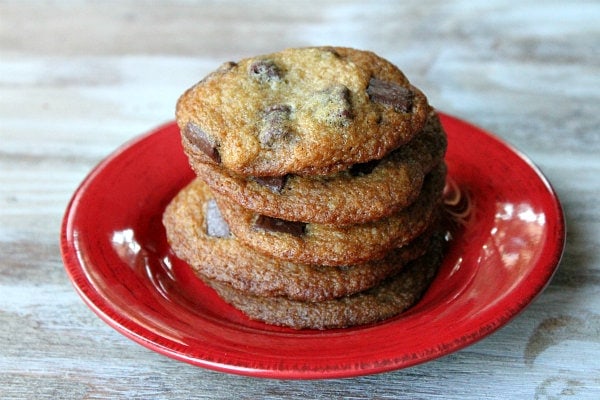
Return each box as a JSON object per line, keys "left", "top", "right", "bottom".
{"left": 1, "top": 0, "right": 599, "bottom": 398}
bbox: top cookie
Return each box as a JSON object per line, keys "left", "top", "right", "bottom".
{"left": 176, "top": 46, "right": 431, "bottom": 177}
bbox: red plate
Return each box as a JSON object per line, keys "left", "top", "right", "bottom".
{"left": 60, "top": 113, "right": 565, "bottom": 379}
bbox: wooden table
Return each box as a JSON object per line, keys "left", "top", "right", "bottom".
{"left": 2, "top": 1, "right": 599, "bottom": 398}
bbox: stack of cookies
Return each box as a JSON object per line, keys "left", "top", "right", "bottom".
{"left": 163, "top": 47, "right": 448, "bottom": 330}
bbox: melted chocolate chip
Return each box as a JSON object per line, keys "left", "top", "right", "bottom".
{"left": 367, "top": 77, "right": 414, "bottom": 112}
{"left": 205, "top": 199, "right": 231, "bottom": 238}
{"left": 349, "top": 159, "right": 381, "bottom": 176}
{"left": 252, "top": 175, "right": 288, "bottom": 193}
{"left": 248, "top": 59, "right": 282, "bottom": 82}
{"left": 254, "top": 215, "right": 306, "bottom": 237}
{"left": 259, "top": 104, "right": 292, "bottom": 146}
{"left": 182, "top": 123, "right": 220, "bottom": 163}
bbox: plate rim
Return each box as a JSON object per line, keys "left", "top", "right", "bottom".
{"left": 60, "top": 113, "right": 566, "bottom": 379}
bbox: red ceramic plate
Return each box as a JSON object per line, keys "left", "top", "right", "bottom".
{"left": 60, "top": 113, "right": 565, "bottom": 379}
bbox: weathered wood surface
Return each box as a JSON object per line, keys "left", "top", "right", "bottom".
{"left": 1, "top": 1, "right": 599, "bottom": 398}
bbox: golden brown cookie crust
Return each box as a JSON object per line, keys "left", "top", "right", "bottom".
{"left": 203, "top": 235, "right": 444, "bottom": 330}
{"left": 176, "top": 46, "right": 431, "bottom": 176}
{"left": 214, "top": 163, "right": 447, "bottom": 266}
{"left": 162, "top": 178, "right": 436, "bottom": 302}
{"left": 192, "top": 111, "right": 447, "bottom": 224}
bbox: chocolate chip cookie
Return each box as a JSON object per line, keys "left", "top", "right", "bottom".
{"left": 213, "top": 163, "right": 447, "bottom": 266}
{"left": 176, "top": 46, "right": 431, "bottom": 177}
{"left": 162, "top": 178, "right": 435, "bottom": 302}
{"left": 202, "top": 234, "right": 444, "bottom": 330}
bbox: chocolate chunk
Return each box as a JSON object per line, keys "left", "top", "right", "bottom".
{"left": 252, "top": 175, "right": 289, "bottom": 193}
{"left": 254, "top": 215, "right": 306, "bottom": 237}
{"left": 182, "top": 122, "right": 220, "bottom": 163}
{"left": 349, "top": 159, "right": 381, "bottom": 176}
{"left": 313, "top": 84, "right": 353, "bottom": 126}
{"left": 367, "top": 77, "right": 414, "bottom": 112}
{"left": 205, "top": 199, "right": 231, "bottom": 238}
{"left": 248, "top": 59, "right": 282, "bottom": 82}
{"left": 259, "top": 104, "right": 292, "bottom": 146}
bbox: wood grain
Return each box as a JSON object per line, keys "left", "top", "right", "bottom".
{"left": 1, "top": 0, "right": 599, "bottom": 398}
